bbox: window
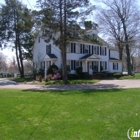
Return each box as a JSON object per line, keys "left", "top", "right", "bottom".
{"left": 100, "top": 47, "right": 106, "bottom": 56}
{"left": 46, "top": 44, "right": 51, "bottom": 54}
{"left": 76, "top": 43, "right": 80, "bottom": 53}
{"left": 67, "top": 44, "right": 71, "bottom": 53}
{"left": 113, "top": 63, "right": 118, "bottom": 70}
{"left": 84, "top": 45, "right": 89, "bottom": 53}
{"left": 71, "top": 43, "right": 76, "bottom": 53}
{"left": 67, "top": 60, "right": 70, "bottom": 71}
{"left": 100, "top": 61, "right": 107, "bottom": 70}
{"left": 71, "top": 60, "right": 76, "bottom": 70}
{"left": 92, "top": 61, "right": 98, "bottom": 71}
{"left": 75, "top": 61, "right": 80, "bottom": 67}
{"left": 93, "top": 46, "right": 97, "bottom": 54}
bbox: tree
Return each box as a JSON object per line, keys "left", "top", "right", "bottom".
{"left": 0, "top": 0, "right": 34, "bottom": 78}
{"left": 0, "top": 52, "right": 7, "bottom": 72}
{"left": 96, "top": 0, "right": 140, "bottom": 75}
{"left": 36, "top": 0, "right": 93, "bottom": 83}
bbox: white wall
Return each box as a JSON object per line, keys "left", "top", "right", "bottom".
{"left": 108, "top": 61, "right": 122, "bottom": 73}
{"left": 110, "top": 50, "right": 119, "bottom": 59}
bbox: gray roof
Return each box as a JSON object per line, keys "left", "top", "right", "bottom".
{"left": 109, "top": 57, "right": 119, "bottom": 60}
{"left": 47, "top": 54, "right": 57, "bottom": 58}
{"left": 80, "top": 54, "right": 100, "bottom": 59}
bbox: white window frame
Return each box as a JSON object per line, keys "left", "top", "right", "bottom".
{"left": 76, "top": 43, "right": 80, "bottom": 53}
{"left": 75, "top": 61, "right": 80, "bottom": 67}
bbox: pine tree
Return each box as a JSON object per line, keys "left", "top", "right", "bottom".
{"left": 0, "top": 0, "right": 34, "bottom": 77}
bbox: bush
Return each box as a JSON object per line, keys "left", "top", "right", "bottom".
{"left": 68, "top": 74, "right": 79, "bottom": 80}
{"left": 113, "top": 73, "right": 123, "bottom": 79}
{"left": 76, "top": 67, "right": 82, "bottom": 76}
{"left": 47, "top": 64, "right": 58, "bottom": 75}
{"left": 37, "top": 69, "right": 44, "bottom": 77}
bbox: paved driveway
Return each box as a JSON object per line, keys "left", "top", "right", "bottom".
{"left": 0, "top": 80, "right": 140, "bottom": 90}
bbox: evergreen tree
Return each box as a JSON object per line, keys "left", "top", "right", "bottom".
{"left": 0, "top": 0, "right": 34, "bottom": 77}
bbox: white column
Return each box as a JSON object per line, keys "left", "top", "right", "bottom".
{"left": 44, "top": 61, "right": 46, "bottom": 79}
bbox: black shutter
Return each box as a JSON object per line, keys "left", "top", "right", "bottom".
{"left": 105, "top": 61, "right": 107, "bottom": 70}
{"left": 89, "top": 45, "right": 90, "bottom": 54}
{"left": 74, "top": 43, "right": 76, "bottom": 53}
{"left": 105, "top": 47, "right": 106, "bottom": 56}
{"left": 97, "top": 46, "right": 99, "bottom": 55}
{"left": 117, "top": 63, "right": 118, "bottom": 70}
{"left": 113, "top": 63, "right": 114, "bottom": 70}
{"left": 109, "top": 50, "right": 110, "bottom": 58}
{"left": 80, "top": 44, "right": 82, "bottom": 53}
{"left": 71, "top": 43, "right": 73, "bottom": 53}
{"left": 83, "top": 44, "right": 85, "bottom": 54}
{"left": 92, "top": 45, "right": 94, "bottom": 54}
{"left": 100, "top": 46, "right": 101, "bottom": 55}
{"left": 71, "top": 60, "right": 73, "bottom": 70}
{"left": 80, "top": 61, "right": 82, "bottom": 67}
{"left": 74, "top": 60, "right": 76, "bottom": 70}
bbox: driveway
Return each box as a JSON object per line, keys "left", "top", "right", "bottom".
{"left": 0, "top": 79, "right": 140, "bottom": 90}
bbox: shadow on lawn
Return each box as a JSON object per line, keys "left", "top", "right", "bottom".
{"left": 22, "top": 83, "right": 125, "bottom": 95}
{"left": 22, "top": 82, "right": 125, "bottom": 91}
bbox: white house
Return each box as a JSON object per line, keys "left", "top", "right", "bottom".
{"left": 33, "top": 27, "right": 122, "bottom": 78}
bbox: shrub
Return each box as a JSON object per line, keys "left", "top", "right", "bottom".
{"left": 67, "top": 74, "right": 79, "bottom": 80}
{"left": 47, "top": 64, "right": 58, "bottom": 75}
{"left": 76, "top": 67, "right": 82, "bottom": 76}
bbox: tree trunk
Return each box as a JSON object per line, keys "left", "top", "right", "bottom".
{"left": 122, "top": 20, "right": 132, "bottom": 75}
{"left": 59, "top": 0, "right": 69, "bottom": 84}
{"left": 17, "top": 34, "right": 24, "bottom": 78}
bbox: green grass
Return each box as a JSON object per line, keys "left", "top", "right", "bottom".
{"left": 10, "top": 77, "right": 34, "bottom": 82}
{"left": 0, "top": 89, "right": 140, "bottom": 140}
{"left": 119, "top": 73, "right": 140, "bottom": 79}
{"left": 45, "top": 79, "right": 99, "bottom": 85}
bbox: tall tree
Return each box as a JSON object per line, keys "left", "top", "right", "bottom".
{"left": 36, "top": 0, "right": 93, "bottom": 83}
{"left": 0, "top": 0, "right": 34, "bottom": 77}
{"left": 96, "top": 0, "right": 140, "bottom": 75}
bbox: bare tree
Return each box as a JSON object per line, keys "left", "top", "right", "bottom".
{"left": 96, "top": 0, "right": 140, "bottom": 75}
{"left": 0, "top": 52, "right": 8, "bottom": 72}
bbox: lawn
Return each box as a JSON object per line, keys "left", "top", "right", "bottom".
{"left": 119, "top": 73, "right": 140, "bottom": 79}
{"left": 0, "top": 89, "right": 140, "bottom": 140}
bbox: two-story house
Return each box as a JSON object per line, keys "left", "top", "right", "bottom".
{"left": 33, "top": 26, "right": 122, "bottom": 78}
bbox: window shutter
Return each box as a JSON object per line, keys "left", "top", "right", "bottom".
{"left": 105, "top": 61, "right": 107, "bottom": 70}
{"left": 74, "top": 60, "right": 76, "bottom": 70}
{"left": 74, "top": 43, "right": 76, "bottom": 53}
{"left": 80, "top": 61, "right": 82, "bottom": 67}
{"left": 89, "top": 45, "right": 91, "bottom": 54}
{"left": 100, "top": 46, "right": 101, "bottom": 55}
{"left": 113, "top": 63, "right": 114, "bottom": 70}
{"left": 71, "top": 60, "right": 73, "bottom": 70}
{"left": 117, "top": 63, "right": 118, "bottom": 70}
{"left": 80, "top": 44, "right": 82, "bottom": 53}
{"left": 105, "top": 47, "right": 106, "bottom": 55}
{"left": 97, "top": 46, "right": 99, "bottom": 55}
{"left": 109, "top": 50, "right": 110, "bottom": 58}
{"left": 92, "top": 45, "right": 94, "bottom": 54}
{"left": 83, "top": 44, "right": 85, "bottom": 54}
{"left": 44, "top": 61, "right": 45, "bottom": 69}
{"left": 71, "top": 43, "right": 73, "bottom": 53}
